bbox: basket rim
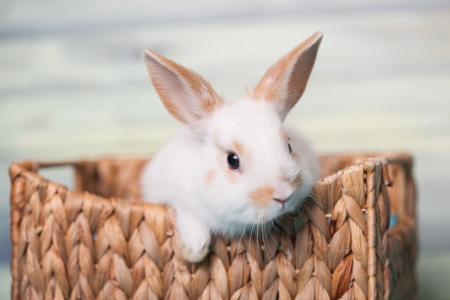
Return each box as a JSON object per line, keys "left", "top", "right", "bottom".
{"left": 9, "top": 152, "right": 413, "bottom": 183}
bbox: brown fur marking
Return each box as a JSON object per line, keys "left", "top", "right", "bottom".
{"left": 143, "top": 49, "right": 223, "bottom": 124}
{"left": 226, "top": 167, "right": 240, "bottom": 183}
{"left": 204, "top": 169, "right": 215, "bottom": 185}
{"left": 167, "top": 58, "right": 223, "bottom": 116}
{"left": 280, "top": 129, "right": 287, "bottom": 141}
{"left": 252, "top": 32, "right": 322, "bottom": 117}
{"left": 280, "top": 171, "right": 303, "bottom": 190}
{"left": 249, "top": 185, "right": 275, "bottom": 207}
{"left": 291, "top": 173, "right": 303, "bottom": 189}
{"left": 232, "top": 140, "right": 244, "bottom": 155}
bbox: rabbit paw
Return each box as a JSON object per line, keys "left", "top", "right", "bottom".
{"left": 177, "top": 212, "right": 211, "bottom": 262}
{"left": 181, "top": 243, "right": 209, "bottom": 262}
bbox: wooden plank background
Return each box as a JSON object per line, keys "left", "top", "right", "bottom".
{"left": 1, "top": 0, "right": 449, "bottom": 298}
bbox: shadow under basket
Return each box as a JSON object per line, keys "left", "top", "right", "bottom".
{"left": 9, "top": 153, "right": 417, "bottom": 300}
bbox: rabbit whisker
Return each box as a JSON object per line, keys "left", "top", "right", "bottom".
{"left": 237, "top": 223, "right": 248, "bottom": 254}
{"left": 170, "top": 176, "right": 206, "bottom": 203}
{"left": 249, "top": 222, "right": 255, "bottom": 255}
{"left": 256, "top": 224, "right": 260, "bottom": 263}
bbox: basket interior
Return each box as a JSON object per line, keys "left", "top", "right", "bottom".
{"left": 70, "top": 154, "right": 414, "bottom": 222}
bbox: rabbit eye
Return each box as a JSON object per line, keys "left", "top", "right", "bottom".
{"left": 288, "top": 143, "right": 292, "bottom": 154}
{"left": 227, "top": 153, "right": 240, "bottom": 169}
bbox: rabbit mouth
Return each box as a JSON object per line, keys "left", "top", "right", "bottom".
{"left": 273, "top": 198, "right": 287, "bottom": 209}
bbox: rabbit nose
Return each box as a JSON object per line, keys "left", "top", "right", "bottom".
{"left": 273, "top": 198, "right": 287, "bottom": 204}
{"left": 273, "top": 198, "right": 287, "bottom": 209}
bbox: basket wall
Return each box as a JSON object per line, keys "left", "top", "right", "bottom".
{"left": 9, "top": 154, "right": 417, "bottom": 299}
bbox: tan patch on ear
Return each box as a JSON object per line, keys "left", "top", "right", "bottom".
{"left": 232, "top": 140, "right": 244, "bottom": 154}
{"left": 249, "top": 185, "right": 275, "bottom": 207}
{"left": 204, "top": 169, "right": 215, "bottom": 185}
{"left": 253, "top": 52, "right": 292, "bottom": 102}
{"left": 252, "top": 32, "right": 323, "bottom": 119}
{"left": 174, "top": 64, "right": 224, "bottom": 116}
{"left": 200, "top": 90, "right": 223, "bottom": 115}
{"left": 143, "top": 49, "right": 223, "bottom": 124}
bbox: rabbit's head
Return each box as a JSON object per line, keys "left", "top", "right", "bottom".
{"left": 143, "top": 32, "right": 322, "bottom": 233}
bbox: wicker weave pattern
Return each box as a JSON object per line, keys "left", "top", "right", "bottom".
{"left": 9, "top": 154, "right": 416, "bottom": 299}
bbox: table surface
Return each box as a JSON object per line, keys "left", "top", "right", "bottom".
{"left": 1, "top": 0, "right": 449, "bottom": 298}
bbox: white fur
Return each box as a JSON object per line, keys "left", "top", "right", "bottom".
{"left": 141, "top": 32, "right": 323, "bottom": 262}
{"left": 141, "top": 100, "right": 319, "bottom": 259}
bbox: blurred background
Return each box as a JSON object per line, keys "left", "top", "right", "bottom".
{"left": 1, "top": 0, "right": 449, "bottom": 298}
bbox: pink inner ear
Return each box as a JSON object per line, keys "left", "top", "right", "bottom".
{"left": 143, "top": 49, "right": 224, "bottom": 126}
{"left": 252, "top": 32, "right": 323, "bottom": 120}
{"left": 253, "top": 52, "right": 293, "bottom": 103}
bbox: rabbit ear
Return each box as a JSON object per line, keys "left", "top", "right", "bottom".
{"left": 253, "top": 32, "right": 323, "bottom": 121}
{"left": 143, "top": 49, "right": 223, "bottom": 127}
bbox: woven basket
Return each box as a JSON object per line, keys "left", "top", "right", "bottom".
{"left": 9, "top": 153, "right": 417, "bottom": 300}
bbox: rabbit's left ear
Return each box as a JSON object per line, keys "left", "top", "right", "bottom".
{"left": 253, "top": 32, "right": 323, "bottom": 121}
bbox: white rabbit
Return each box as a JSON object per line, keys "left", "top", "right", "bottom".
{"left": 141, "top": 32, "right": 323, "bottom": 262}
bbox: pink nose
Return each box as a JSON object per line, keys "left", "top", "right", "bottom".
{"left": 273, "top": 198, "right": 287, "bottom": 204}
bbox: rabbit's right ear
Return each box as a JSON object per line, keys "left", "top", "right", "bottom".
{"left": 253, "top": 32, "right": 323, "bottom": 121}
{"left": 143, "top": 49, "right": 223, "bottom": 127}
